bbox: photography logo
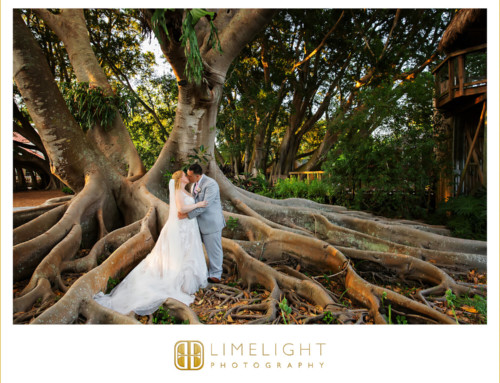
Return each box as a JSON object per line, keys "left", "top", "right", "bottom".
{"left": 174, "top": 341, "right": 204, "bottom": 371}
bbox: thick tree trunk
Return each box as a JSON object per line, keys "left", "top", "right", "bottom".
{"left": 14, "top": 10, "right": 108, "bottom": 191}
{"left": 296, "top": 129, "right": 339, "bottom": 172}
{"left": 34, "top": 9, "right": 145, "bottom": 179}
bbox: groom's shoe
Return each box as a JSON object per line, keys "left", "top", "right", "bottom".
{"left": 207, "top": 277, "right": 221, "bottom": 284}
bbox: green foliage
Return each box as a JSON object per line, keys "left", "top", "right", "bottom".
{"left": 258, "top": 177, "right": 333, "bottom": 204}
{"left": 322, "top": 310, "right": 334, "bottom": 324}
{"left": 380, "top": 291, "right": 387, "bottom": 308}
{"left": 323, "top": 81, "right": 438, "bottom": 220}
{"left": 61, "top": 186, "right": 74, "bottom": 195}
{"left": 396, "top": 315, "right": 408, "bottom": 324}
{"left": 180, "top": 10, "right": 221, "bottom": 84}
{"left": 445, "top": 289, "right": 487, "bottom": 324}
{"left": 226, "top": 216, "right": 239, "bottom": 231}
{"left": 60, "top": 82, "right": 135, "bottom": 132}
{"left": 152, "top": 305, "right": 188, "bottom": 324}
{"left": 387, "top": 304, "right": 393, "bottom": 324}
{"left": 232, "top": 172, "right": 270, "bottom": 194}
{"left": 380, "top": 291, "right": 405, "bottom": 324}
{"left": 279, "top": 297, "right": 292, "bottom": 324}
{"left": 162, "top": 171, "right": 173, "bottom": 188}
{"left": 445, "top": 289, "right": 459, "bottom": 324}
{"left": 339, "top": 288, "right": 351, "bottom": 307}
{"left": 127, "top": 75, "right": 177, "bottom": 170}
{"left": 187, "top": 145, "right": 211, "bottom": 167}
{"left": 435, "top": 189, "right": 486, "bottom": 240}
{"left": 456, "top": 294, "right": 487, "bottom": 323}
{"left": 152, "top": 9, "right": 221, "bottom": 85}
{"left": 150, "top": 9, "right": 175, "bottom": 40}
{"left": 21, "top": 10, "right": 75, "bottom": 83}
{"left": 217, "top": 9, "right": 451, "bottom": 181}
{"left": 105, "top": 276, "right": 120, "bottom": 294}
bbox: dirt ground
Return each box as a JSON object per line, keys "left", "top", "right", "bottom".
{"left": 13, "top": 190, "right": 67, "bottom": 207}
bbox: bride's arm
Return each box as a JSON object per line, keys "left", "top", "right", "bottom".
{"left": 175, "top": 190, "right": 207, "bottom": 214}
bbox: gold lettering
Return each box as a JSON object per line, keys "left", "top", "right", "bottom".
{"left": 320, "top": 362, "right": 324, "bottom": 368}
{"left": 231, "top": 343, "right": 243, "bottom": 356}
{"left": 300, "top": 343, "right": 311, "bottom": 356}
{"left": 316, "top": 343, "right": 326, "bottom": 355}
{"left": 262, "top": 343, "right": 270, "bottom": 356}
{"left": 210, "top": 344, "right": 217, "bottom": 356}
{"left": 249, "top": 343, "right": 257, "bottom": 356}
{"left": 283, "top": 343, "right": 294, "bottom": 356}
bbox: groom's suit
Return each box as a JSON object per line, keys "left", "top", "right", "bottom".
{"left": 187, "top": 175, "right": 225, "bottom": 279}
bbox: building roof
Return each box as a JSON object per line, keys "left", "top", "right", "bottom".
{"left": 13, "top": 132, "right": 44, "bottom": 159}
{"left": 438, "top": 9, "right": 487, "bottom": 54}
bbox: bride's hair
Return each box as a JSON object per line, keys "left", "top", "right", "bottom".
{"left": 171, "top": 170, "right": 184, "bottom": 190}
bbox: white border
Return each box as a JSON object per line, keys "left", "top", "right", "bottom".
{"left": 2, "top": 2, "right": 499, "bottom": 382}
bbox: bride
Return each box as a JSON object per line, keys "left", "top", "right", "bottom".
{"left": 93, "top": 170, "right": 209, "bottom": 315}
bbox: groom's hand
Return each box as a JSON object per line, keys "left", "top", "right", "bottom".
{"left": 178, "top": 212, "right": 188, "bottom": 220}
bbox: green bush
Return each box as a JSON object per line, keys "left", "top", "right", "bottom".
{"left": 323, "top": 125, "right": 436, "bottom": 219}
{"left": 232, "top": 171, "right": 270, "bottom": 194}
{"left": 61, "top": 186, "right": 74, "bottom": 195}
{"left": 259, "top": 177, "right": 333, "bottom": 204}
{"left": 434, "top": 189, "right": 486, "bottom": 240}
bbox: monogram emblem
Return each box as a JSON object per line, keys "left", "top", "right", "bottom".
{"left": 174, "top": 341, "right": 204, "bottom": 370}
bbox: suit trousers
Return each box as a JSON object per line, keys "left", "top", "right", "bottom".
{"left": 201, "top": 230, "right": 223, "bottom": 279}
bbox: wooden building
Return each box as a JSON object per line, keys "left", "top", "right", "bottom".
{"left": 432, "top": 9, "right": 487, "bottom": 202}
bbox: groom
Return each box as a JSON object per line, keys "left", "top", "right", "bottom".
{"left": 179, "top": 163, "right": 225, "bottom": 283}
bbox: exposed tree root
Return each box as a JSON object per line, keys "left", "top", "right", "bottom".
{"left": 13, "top": 278, "right": 54, "bottom": 314}
{"left": 217, "top": 193, "right": 480, "bottom": 324}
{"left": 42, "top": 195, "right": 74, "bottom": 205}
{"left": 13, "top": 201, "right": 68, "bottom": 228}
{"left": 61, "top": 220, "right": 142, "bottom": 274}
{"left": 30, "top": 207, "right": 156, "bottom": 324}
{"left": 13, "top": 169, "right": 487, "bottom": 326}
{"left": 18, "top": 224, "right": 82, "bottom": 298}
{"left": 218, "top": 174, "right": 486, "bottom": 273}
{"left": 13, "top": 176, "right": 110, "bottom": 282}
{"left": 81, "top": 300, "right": 140, "bottom": 324}
{"left": 160, "top": 298, "right": 202, "bottom": 324}
{"left": 337, "top": 247, "right": 486, "bottom": 304}
{"left": 312, "top": 214, "right": 486, "bottom": 271}
{"left": 14, "top": 204, "right": 68, "bottom": 245}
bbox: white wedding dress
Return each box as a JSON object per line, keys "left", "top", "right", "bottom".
{"left": 93, "top": 180, "right": 208, "bottom": 315}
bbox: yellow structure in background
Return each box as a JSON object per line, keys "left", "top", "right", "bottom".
{"left": 288, "top": 171, "right": 324, "bottom": 182}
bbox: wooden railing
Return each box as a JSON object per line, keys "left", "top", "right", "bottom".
{"left": 288, "top": 171, "right": 325, "bottom": 182}
{"left": 433, "top": 44, "right": 487, "bottom": 109}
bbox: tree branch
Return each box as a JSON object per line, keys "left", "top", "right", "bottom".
{"left": 290, "top": 11, "right": 344, "bottom": 73}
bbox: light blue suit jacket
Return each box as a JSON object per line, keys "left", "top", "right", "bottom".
{"left": 187, "top": 175, "right": 226, "bottom": 235}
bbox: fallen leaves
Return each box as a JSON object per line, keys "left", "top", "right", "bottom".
{"left": 461, "top": 305, "right": 478, "bottom": 314}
